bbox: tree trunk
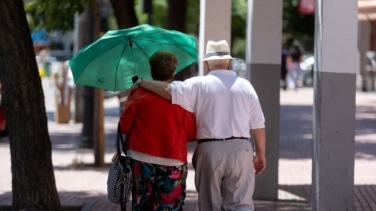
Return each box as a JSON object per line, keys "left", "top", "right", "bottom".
{"left": 167, "top": 0, "right": 187, "bottom": 32}
{"left": 0, "top": 1, "right": 61, "bottom": 210}
{"left": 94, "top": 89, "right": 105, "bottom": 167}
{"left": 110, "top": 0, "right": 139, "bottom": 29}
{"left": 167, "top": 0, "right": 194, "bottom": 80}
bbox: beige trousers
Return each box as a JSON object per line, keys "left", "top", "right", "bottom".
{"left": 192, "top": 139, "right": 255, "bottom": 211}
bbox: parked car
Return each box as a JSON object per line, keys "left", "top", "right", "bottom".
{"left": 299, "top": 54, "right": 314, "bottom": 86}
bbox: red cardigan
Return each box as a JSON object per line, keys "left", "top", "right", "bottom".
{"left": 120, "top": 88, "right": 196, "bottom": 163}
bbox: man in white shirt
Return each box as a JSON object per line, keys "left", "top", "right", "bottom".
{"left": 135, "top": 40, "right": 266, "bottom": 211}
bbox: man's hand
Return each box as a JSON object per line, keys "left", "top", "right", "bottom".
{"left": 251, "top": 128, "right": 266, "bottom": 175}
{"left": 254, "top": 154, "right": 266, "bottom": 175}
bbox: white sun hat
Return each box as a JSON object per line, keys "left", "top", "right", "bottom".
{"left": 203, "top": 40, "right": 234, "bottom": 61}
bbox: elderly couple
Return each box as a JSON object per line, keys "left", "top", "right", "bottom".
{"left": 119, "top": 40, "right": 266, "bottom": 211}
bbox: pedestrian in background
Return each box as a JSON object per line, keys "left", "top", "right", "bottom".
{"left": 120, "top": 51, "right": 196, "bottom": 210}
{"left": 286, "top": 40, "right": 304, "bottom": 90}
{"left": 133, "top": 40, "right": 266, "bottom": 211}
{"left": 281, "top": 45, "right": 289, "bottom": 90}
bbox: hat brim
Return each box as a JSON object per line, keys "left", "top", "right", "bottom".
{"left": 202, "top": 55, "right": 234, "bottom": 61}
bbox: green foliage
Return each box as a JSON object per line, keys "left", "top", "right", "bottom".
{"left": 282, "top": 0, "right": 314, "bottom": 45}
{"left": 135, "top": 0, "right": 198, "bottom": 36}
{"left": 151, "top": 0, "right": 168, "bottom": 27}
{"left": 107, "top": 11, "right": 118, "bottom": 30}
{"left": 131, "top": 0, "right": 168, "bottom": 27}
{"left": 231, "top": 0, "right": 247, "bottom": 58}
{"left": 24, "top": 0, "right": 90, "bottom": 32}
{"left": 134, "top": 0, "right": 150, "bottom": 25}
{"left": 186, "top": 0, "right": 200, "bottom": 35}
{"left": 232, "top": 0, "right": 247, "bottom": 38}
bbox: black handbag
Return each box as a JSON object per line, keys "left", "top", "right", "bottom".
{"left": 107, "top": 122, "right": 132, "bottom": 210}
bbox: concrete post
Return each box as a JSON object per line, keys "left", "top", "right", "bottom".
{"left": 312, "top": 0, "right": 357, "bottom": 210}
{"left": 198, "top": 0, "right": 231, "bottom": 76}
{"left": 246, "top": 0, "right": 282, "bottom": 200}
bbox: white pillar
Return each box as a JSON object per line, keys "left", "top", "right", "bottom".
{"left": 312, "top": 0, "right": 358, "bottom": 210}
{"left": 246, "top": 0, "right": 282, "bottom": 200}
{"left": 198, "top": 0, "right": 231, "bottom": 76}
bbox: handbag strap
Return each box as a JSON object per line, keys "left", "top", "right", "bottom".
{"left": 117, "top": 122, "right": 129, "bottom": 211}
{"left": 117, "top": 122, "right": 127, "bottom": 156}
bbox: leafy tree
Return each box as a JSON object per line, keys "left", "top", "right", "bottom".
{"left": 25, "top": 0, "right": 89, "bottom": 32}
{"left": 25, "top": 0, "right": 140, "bottom": 167}
{"left": 0, "top": 0, "right": 61, "bottom": 209}
{"left": 25, "top": 0, "right": 140, "bottom": 31}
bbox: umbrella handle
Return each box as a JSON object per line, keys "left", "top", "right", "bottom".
{"left": 132, "top": 76, "right": 138, "bottom": 83}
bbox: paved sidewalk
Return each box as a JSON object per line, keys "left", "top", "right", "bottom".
{"left": 0, "top": 85, "right": 375, "bottom": 210}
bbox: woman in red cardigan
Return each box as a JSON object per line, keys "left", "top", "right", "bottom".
{"left": 120, "top": 51, "right": 196, "bottom": 210}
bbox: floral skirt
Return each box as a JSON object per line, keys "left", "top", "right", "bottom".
{"left": 130, "top": 158, "right": 188, "bottom": 211}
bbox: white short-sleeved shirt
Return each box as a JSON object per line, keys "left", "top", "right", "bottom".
{"left": 171, "top": 70, "right": 265, "bottom": 139}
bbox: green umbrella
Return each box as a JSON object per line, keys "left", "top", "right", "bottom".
{"left": 69, "top": 24, "right": 198, "bottom": 91}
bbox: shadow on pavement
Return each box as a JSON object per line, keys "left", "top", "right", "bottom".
{"left": 280, "top": 105, "right": 313, "bottom": 160}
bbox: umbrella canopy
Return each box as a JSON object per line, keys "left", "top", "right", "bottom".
{"left": 69, "top": 24, "right": 198, "bottom": 91}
